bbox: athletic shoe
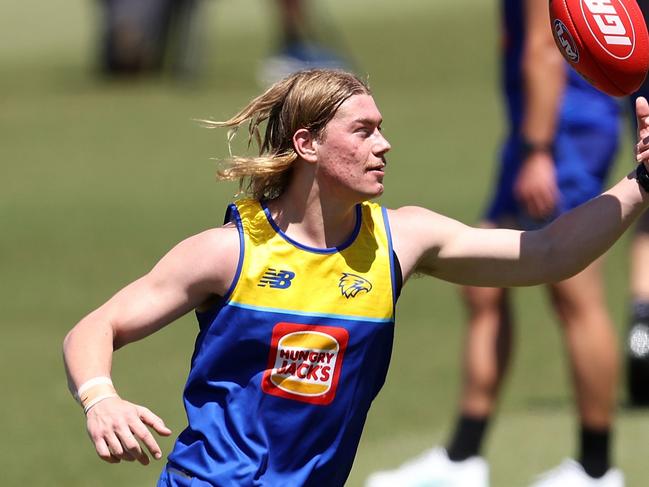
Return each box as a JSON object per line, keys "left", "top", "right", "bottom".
{"left": 365, "top": 447, "right": 489, "bottom": 487}
{"left": 258, "top": 42, "right": 348, "bottom": 86}
{"left": 529, "top": 459, "right": 624, "bottom": 487}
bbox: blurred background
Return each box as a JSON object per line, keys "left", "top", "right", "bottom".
{"left": 2, "top": 0, "right": 649, "bottom": 485}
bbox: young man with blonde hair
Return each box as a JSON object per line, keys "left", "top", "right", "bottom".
{"left": 64, "top": 68, "right": 649, "bottom": 486}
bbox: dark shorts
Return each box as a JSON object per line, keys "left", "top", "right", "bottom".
{"left": 484, "top": 118, "right": 619, "bottom": 230}
{"left": 485, "top": 80, "right": 620, "bottom": 231}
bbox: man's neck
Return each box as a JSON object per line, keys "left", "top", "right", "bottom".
{"left": 267, "top": 184, "right": 360, "bottom": 249}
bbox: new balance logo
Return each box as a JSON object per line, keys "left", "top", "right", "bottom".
{"left": 258, "top": 268, "right": 296, "bottom": 289}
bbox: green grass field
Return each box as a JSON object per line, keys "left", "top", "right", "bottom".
{"left": 3, "top": 0, "right": 649, "bottom": 485}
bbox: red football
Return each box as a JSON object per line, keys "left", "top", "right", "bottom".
{"left": 550, "top": 0, "right": 649, "bottom": 96}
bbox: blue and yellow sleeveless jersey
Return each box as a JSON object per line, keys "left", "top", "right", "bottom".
{"left": 162, "top": 199, "right": 397, "bottom": 486}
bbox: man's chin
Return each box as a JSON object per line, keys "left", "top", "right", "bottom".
{"left": 362, "top": 184, "right": 384, "bottom": 201}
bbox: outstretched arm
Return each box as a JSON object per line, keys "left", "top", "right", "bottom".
{"left": 392, "top": 98, "right": 649, "bottom": 287}
{"left": 63, "top": 226, "right": 239, "bottom": 465}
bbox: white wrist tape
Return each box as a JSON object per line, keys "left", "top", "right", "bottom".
{"left": 75, "top": 376, "right": 113, "bottom": 401}
{"left": 76, "top": 376, "right": 119, "bottom": 414}
{"left": 83, "top": 393, "right": 119, "bottom": 414}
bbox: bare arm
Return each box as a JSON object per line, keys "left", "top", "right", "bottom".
{"left": 391, "top": 98, "right": 649, "bottom": 287}
{"left": 514, "top": 0, "right": 565, "bottom": 218}
{"left": 62, "top": 225, "right": 239, "bottom": 465}
{"left": 520, "top": 0, "right": 565, "bottom": 147}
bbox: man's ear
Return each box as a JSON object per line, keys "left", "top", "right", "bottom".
{"left": 293, "top": 128, "right": 318, "bottom": 163}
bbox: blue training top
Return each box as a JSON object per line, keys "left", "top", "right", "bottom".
{"left": 501, "top": 0, "right": 618, "bottom": 133}
{"left": 485, "top": 0, "right": 620, "bottom": 229}
{"left": 486, "top": 0, "right": 620, "bottom": 226}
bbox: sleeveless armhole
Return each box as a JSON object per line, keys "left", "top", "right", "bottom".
{"left": 381, "top": 206, "right": 402, "bottom": 310}
{"left": 392, "top": 250, "right": 403, "bottom": 300}
{"left": 221, "top": 203, "right": 245, "bottom": 303}
{"left": 194, "top": 203, "right": 245, "bottom": 321}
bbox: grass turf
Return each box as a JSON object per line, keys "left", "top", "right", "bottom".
{"left": 2, "top": 0, "right": 648, "bottom": 485}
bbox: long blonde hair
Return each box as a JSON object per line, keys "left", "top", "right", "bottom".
{"left": 202, "top": 69, "right": 371, "bottom": 200}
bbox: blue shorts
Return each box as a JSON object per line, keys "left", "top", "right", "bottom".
{"left": 485, "top": 95, "right": 620, "bottom": 230}
{"left": 158, "top": 464, "right": 212, "bottom": 487}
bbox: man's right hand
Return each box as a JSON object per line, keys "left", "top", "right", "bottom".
{"left": 514, "top": 152, "right": 558, "bottom": 219}
{"left": 85, "top": 397, "right": 172, "bottom": 465}
{"left": 636, "top": 96, "right": 649, "bottom": 164}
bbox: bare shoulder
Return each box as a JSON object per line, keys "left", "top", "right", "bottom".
{"left": 153, "top": 223, "right": 240, "bottom": 297}
{"left": 171, "top": 224, "right": 239, "bottom": 260}
{"left": 386, "top": 205, "right": 468, "bottom": 279}
{"left": 387, "top": 205, "right": 465, "bottom": 240}
{"left": 187, "top": 223, "right": 239, "bottom": 253}
{"left": 387, "top": 205, "right": 443, "bottom": 225}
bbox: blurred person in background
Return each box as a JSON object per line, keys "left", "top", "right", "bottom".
{"left": 258, "top": 0, "right": 351, "bottom": 85}
{"left": 98, "top": 0, "right": 206, "bottom": 78}
{"left": 62, "top": 68, "right": 649, "bottom": 486}
{"left": 366, "top": 0, "right": 624, "bottom": 485}
{"left": 97, "top": 0, "right": 349, "bottom": 82}
{"left": 626, "top": 0, "right": 649, "bottom": 408}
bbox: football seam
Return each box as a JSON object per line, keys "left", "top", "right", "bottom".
{"left": 558, "top": 0, "right": 627, "bottom": 96}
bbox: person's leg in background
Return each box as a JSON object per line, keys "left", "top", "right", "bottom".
{"left": 258, "top": 0, "right": 350, "bottom": 85}
{"left": 444, "top": 284, "right": 513, "bottom": 464}
{"left": 98, "top": 0, "right": 171, "bottom": 75}
{"left": 539, "top": 260, "right": 620, "bottom": 481}
{"left": 626, "top": 212, "right": 649, "bottom": 405}
{"left": 97, "top": 0, "right": 205, "bottom": 79}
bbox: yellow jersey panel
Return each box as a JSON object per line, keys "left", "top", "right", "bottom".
{"left": 228, "top": 199, "right": 394, "bottom": 322}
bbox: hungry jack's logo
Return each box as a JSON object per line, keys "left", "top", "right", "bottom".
{"left": 262, "top": 323, "right": 349, "bottom": 405}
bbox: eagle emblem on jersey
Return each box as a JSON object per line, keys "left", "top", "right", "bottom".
{"left": 338, "top": 273, "right": 373, "bottom": 298}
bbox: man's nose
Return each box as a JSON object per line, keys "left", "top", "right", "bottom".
{"left": 374, "top": 132, "right": 391, "bottom": 154}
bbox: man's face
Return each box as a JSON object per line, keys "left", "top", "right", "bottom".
{"left": 313, "top": 94, "right": 391, "bottom": 202}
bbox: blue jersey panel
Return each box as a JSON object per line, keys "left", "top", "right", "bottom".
{"left": 166, "top": 306, "right": 393, "bottom": 486}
